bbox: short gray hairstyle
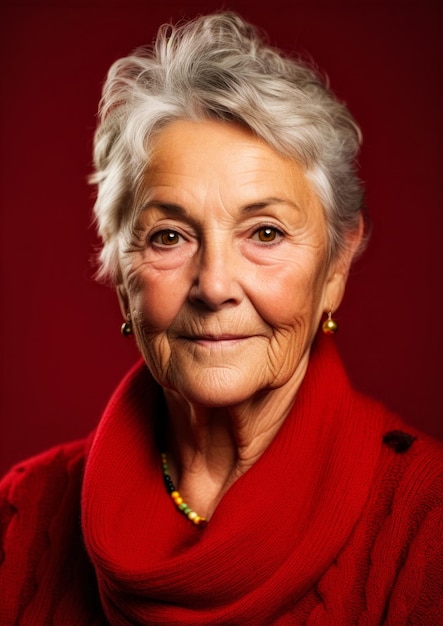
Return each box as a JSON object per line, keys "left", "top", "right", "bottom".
{"left": 90, "top": 11, "right": 366, "bottom": 284}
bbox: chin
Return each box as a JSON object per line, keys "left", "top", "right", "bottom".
{"left": 170, "top": 369, "right": 263, "bottom": 408}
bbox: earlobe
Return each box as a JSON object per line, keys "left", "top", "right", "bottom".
{"left": 322, "top": 270, "right": 347, "bottom": 317}
{"left": 116, "top": 284, "right": 130, "bottom": 320}
{"left": 322, "top": 218, "right": 364, "bottom": 315}
{"left": 322, "top": 251, "right": 353, "bottom": 313}
{"left": 116, "top": 285, "right": 134, "bottom": 336}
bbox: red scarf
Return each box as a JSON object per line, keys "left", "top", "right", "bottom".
{"left": 81, "top": 336, "right": 385, "bottom": 624}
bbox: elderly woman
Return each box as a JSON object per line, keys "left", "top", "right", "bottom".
{"left": 1, "top": 12, "right": 442, "bottom": 625}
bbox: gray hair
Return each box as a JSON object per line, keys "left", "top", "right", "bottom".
{"left": 90, "top": 11, "right": 366, "bottom": 284}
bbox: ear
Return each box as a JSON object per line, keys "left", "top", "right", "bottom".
{"left": 116, "top": 284, "right": 130, "bottom": 320}
{"left": 322, "top": 216, "right": 364, "bottom": 314}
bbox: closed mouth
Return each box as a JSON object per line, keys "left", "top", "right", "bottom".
{"left": 190, "top": 334, "right": 248, "bottom": 341}
{"left": 181, "top": 334, "right": 251, "bottom": 345}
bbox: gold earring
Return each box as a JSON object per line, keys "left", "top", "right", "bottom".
{"left": 322, "top": 310, "right": 338, "bottom": 335}
{"left": 121, "top": 316, "right": 133, "bottom": 337}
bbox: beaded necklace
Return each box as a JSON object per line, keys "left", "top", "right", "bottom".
{"left": 161, "top": 452, "right": 208, "bottom": 527}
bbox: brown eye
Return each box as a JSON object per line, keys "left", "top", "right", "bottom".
{"left": 256, "top": 227, "right": 277, "bottom": 242}
{"left": 155, "top": 230, "right": 181, "bottom": 246}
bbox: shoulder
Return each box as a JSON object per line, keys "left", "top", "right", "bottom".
{"left": 1, "top": 438, "right": 90, "bottom": 508}
{"left": 348, "top": 385, "right": 443, "bottom": 503}
{"left": 378, "top": 424, "right": 443, "bottom": 525}
{"left": 366, "top": 419, "right": 443, "bottom": 621}
{"left": 350, "top": 385, "right": 442, "bottom": 479}
{"left": 382, "top": 422, "right": 443, "bottom": 546}
{"left": 356, "top": 390, "right": 443, "bottom": 513}
{"left": 0, "top": 438, "right": 99, "bottom": 623}
{"left": 323, "top": 397, "right": 443, "bottom": 622}
{"left": 0, "top": 439, "right": 91, "bottom": 564}
{"left": 378, "top": 411, "right": 443, "bottom": 494}
{"left": 355, "top": 389, "right": 443, "bottom": 540}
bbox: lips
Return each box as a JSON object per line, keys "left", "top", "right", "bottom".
{"left": 187, "top": 334, "right": 249, "bottom": 341}
{"left": 180, "top": 334, "right": 252, "bottom": 347}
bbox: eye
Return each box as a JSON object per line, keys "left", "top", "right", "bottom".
{"left": 151, "top": 230, "right": 182, "bottom": 246}
{"left": 252, "top": 226, "right": 283, "bottom": 243}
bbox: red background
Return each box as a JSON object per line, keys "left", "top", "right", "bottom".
{"left": 1, "top": 0, "right": 442, "bottom": 475}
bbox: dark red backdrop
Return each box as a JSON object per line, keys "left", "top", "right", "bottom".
{"left": 1, "top": 0, "right": 442, "bottom": 475}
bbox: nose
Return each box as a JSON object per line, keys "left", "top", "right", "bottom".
{"left": 188, "top": 238, "right": 243, "bottom": 310}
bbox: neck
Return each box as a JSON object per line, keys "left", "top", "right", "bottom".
{"left": 162, "top": 363, "right": 308, "bottom": 519}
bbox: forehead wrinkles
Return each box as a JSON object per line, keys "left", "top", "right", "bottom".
{"left": 142, "top": 119, "right": 319, "bottom": 218}
{"left": 144, "top": 156, "right": 303, "bottom": 214}
{"left": 142, "top": 178, "right": 235, "bottom": 220}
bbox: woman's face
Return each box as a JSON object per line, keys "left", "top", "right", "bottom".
{"left": 118, "top": 119, "right": 347, "bottom": 406}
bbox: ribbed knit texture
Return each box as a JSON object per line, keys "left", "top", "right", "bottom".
{"left": 1, "top": 336, "right": 442, "bottom": 624}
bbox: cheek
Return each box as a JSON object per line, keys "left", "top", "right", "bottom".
{"left": 128, "top": 266, "right": 190, "bottom": 332}
{"left": 257, "top": 266, "right": 327, "bottom": 388}
{"left": 251, "top": 262, "right": 327, "bottom": 331}
{"left": 126, "top": 269, "right": 190, "bottom": 384}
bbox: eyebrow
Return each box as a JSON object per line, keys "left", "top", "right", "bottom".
{"left": 140, "top": 197, "right": 302, "bottom": 215}
{"left": 240, "top": 197, "right": 302, "bottom": 214}
{"left": 140, "top": 201, "right": 187, "bottom": 216}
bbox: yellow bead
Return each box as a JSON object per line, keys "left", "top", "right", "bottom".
{"left": 174, "top": 496, "right": 183, "bottom": 505}
{"left": 171, "top": 491, "right": 180, "bottom": 499}
{"left": 188, "top": 511, "right": 197, "bottom": 520}
{"left": 322, "top": 318, "right": 338, "bottom": 334}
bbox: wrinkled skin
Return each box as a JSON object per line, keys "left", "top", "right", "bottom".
{"left": 117, "top": 119, "right": 360, "bottom": 516}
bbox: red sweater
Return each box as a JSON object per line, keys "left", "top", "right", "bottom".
{"left": 1, "top": 338, "right": 442, "bottom": 625}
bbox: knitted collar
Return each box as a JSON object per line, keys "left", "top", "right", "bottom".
{"left": 81, "top": 336, "right": 385, "bottom": 625}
